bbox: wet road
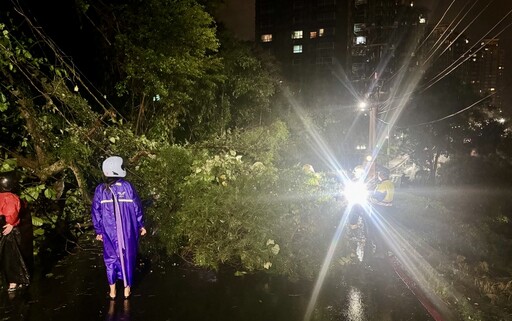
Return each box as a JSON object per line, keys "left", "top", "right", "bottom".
{"left": 0, "top": 244, "right": 435, "bottom": 321}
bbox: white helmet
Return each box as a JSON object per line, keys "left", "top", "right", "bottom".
{"left": 102, "top": 156, "right": 126, "bottom": 177}
{"left": 353, "top": 165, "right": 365, "bottom": 179}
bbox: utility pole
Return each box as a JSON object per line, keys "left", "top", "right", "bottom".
{"left": 367, "top": 81, "right": 380, "bottom": 181}
{"left": 368, "top": 102, "right": 377, "bottom": 180}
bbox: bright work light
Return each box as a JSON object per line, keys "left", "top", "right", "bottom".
{"left": 343, "top": 180, "right": 369, "bottom": 205}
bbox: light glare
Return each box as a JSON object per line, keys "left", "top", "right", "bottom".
{"left": 344, "top": 181, "right": 368, "bottom": 205}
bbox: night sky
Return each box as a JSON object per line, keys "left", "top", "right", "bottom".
{"left": 216, "top": 0, "right": 255, "bottom": 41}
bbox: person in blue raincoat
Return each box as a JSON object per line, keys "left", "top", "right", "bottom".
{"left": 92, "top": 156, "right": 146, "bottom": 300}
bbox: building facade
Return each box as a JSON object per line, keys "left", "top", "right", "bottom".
{"left": 467, "top": 39, "right": 504, "bottom": 108}
{"left": 255, "top": 0, "right": 429, "bottom": 106}
{"left": 255, "top": 0, "right": 351, "bottom": 104}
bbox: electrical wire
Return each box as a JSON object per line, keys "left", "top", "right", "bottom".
{"left": 10, "top": 0, "right": 126, "bottom": 124}
{"left": 378, "top": 92, "right": 494, "bottom": 129}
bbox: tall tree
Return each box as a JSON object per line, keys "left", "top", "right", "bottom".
{"left": 78, "top": 0, "right": 221, "bottom": 140}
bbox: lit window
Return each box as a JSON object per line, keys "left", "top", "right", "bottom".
{"left": 293, "top": 45, "right": 303, "bottom": 53}
{"left": 310, "top": 31, "right": 318, "bottom": 38}
{"left": 261, "top": 34, "right": 273, "bottom": 42}
{"left": 356, "top": 36, "right": 366, "bottom": 45}
{"left": 354, "top": 23, "right": 365, "bottom": 33}
{"left": 319, "top": 28, "right": 325, "bottom": 37}
{"left": 292, "top": 30, "right": 303, "bottom": 39}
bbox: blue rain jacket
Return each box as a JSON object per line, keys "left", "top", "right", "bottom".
{"left": 91, "top": 179, "right": 144, "bottom": 286}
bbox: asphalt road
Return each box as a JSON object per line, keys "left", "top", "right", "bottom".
{"left": 0, "top": 243, "right": 436, "bottom": 321}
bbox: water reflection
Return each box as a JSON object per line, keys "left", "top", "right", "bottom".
{"left": 106, "top": 300, "right": 131, "bottom": 321}
{"left": 346, "top": 286, "right": 364, "bottom": 321}
{"left": 0, "top": 247, "right": 436, "bottom": 321}
{"left": 5, "top": 287, "right": 30, "bottom": 314}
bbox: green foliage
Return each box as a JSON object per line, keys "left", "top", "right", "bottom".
{"left": 0, "top": 19, "right": 106, "bottom": 256}
{"left": 63, "top": 189, "right": 89, "bottom": 222}
{"left": 179, "top": 34, "right": 282, "bottom": 141}
{"left": 193, "top": 121, "right": 289, "bottom": 166}
{"left": 159, "top": 124, "right": 342, "bottom": 279}
{"left": 109, "top": 0, "right": 222, "bottom": 138}
{"left": 132, "top": 144, "right": 194, "bottom": 255}
{"left": 217, "top": 35, "right": 280, "bottom": 128}
{"left": 0, "top": 157, "right": 17, "bottom": 172}
{"left": 22, "top": 184, "right": 46, "bottom": 202}
{"left": 1, "top": 2, "right": 333, "bottom": 281}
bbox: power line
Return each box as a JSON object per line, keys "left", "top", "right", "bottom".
{"left": 379, "top": 92, "right": 494, "bottom": 129}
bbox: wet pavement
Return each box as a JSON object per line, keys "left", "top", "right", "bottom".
{"left": 0, "top": 242, "right": 436, "bottom": 321}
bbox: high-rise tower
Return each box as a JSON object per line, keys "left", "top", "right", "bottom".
{"left": 255, "top": 0, "right": 351, "bottom": 105}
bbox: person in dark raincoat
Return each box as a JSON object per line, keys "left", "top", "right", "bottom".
{"left": 0, "top": 171, "right": 30, "bottom": 292}
{"left": 92, "top": 156, "right": 146, "bottom": 299}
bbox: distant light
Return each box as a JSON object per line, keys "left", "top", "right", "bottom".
{"left": 358, "top": 101, "right": 368, "bottom": 110}
{"left": 419, "top": 17, "right": 426, "bottom": 24}
{"left": 291, "top": 30, "right": 303, "bottom": 39}
{"left": 356, "top": 36, "right": 366, "bottom": 45}
{"left": 497, "top": 118, "right": 506, "bottom": 124}
{"left": 261, "top": 34, "right": 273, "bottom": 42}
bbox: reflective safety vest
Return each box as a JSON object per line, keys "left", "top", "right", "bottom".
{"left": 371, "top": 180, "right": 394, "bottom": 206}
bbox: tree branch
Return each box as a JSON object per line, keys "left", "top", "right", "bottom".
{"left": 69, "top": 162, "right": 92, "bottom": 205}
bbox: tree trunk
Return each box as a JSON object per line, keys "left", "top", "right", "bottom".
{"left": 430, "top": 150, "right": 440, "bottom": 185}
